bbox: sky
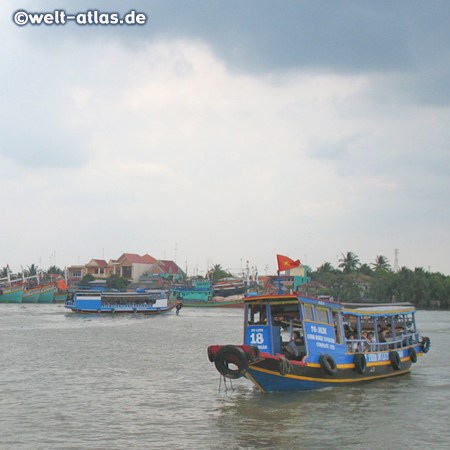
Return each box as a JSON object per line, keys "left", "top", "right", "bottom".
{"left": 1, "top": 1, "right": 450, "bottom": 276}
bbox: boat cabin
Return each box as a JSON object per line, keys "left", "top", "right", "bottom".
{"left": 244, "top": 295, "right": 420, "bottom": 362}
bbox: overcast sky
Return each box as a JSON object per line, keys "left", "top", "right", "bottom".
{"left": 1, "top": 1, "right": 449, "bottom": 276}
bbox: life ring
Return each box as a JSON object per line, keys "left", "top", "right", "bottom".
{"left": 214, "top": 345, "right": 249, "bottom": 379}
{"left": 133, "top": 308, "right": 138, "bottom": 313}
{"left": 279, "top": 357, "right": 292, "bottom": 376}
{"left": 421, "top": 337, "right": 431, "bottom": 353}
{"left": 111, "top": 308, "right": 115, "bottom": 313}
{"left": 319, "top": 354, "right": 337, "bottom": 376}
{"left": 389, "top": 351, "right": 401, "bottom": 370}
{"left": 409, "top": 346, "right": 417, "bottom": 363}
{"left": 246, "top": 346, "right": 260, "bottom": 362}
{"left": 353, "top": 353, "right": 367, "bottom": 374}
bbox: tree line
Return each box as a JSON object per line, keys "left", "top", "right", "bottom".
{"left": 305, "top": 252, "right": 450, "bottom": 309}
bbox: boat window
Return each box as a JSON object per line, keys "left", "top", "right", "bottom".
{"left": 303, "top": 304, "right": 315, "bottom": 321}
{"left": 316, "top": 307, "right": 331, "bottom": 324}
{"left": 247, "top": 304, "right": 267, "bottom": 325}
{"left": 332, "top": 310, "right": 343, "bottom": 345}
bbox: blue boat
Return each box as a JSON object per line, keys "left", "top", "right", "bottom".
{"left": 65, "top": 289, "right": 182, "bottom": 315}
{"left": 207, "top": 294, "right": 430, "bottom": 393}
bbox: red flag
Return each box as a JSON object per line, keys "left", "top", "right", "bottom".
{"left": 277, "top": 254, "right": 300, "bottom": 272}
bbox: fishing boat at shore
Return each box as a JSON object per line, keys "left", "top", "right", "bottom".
{"left": 22, "top": 286, "right": 41, "bottom": 303}
{"left": 65, "top": 289, "right": 182, "bottom": 315}
{"left": 207, "top": 293, "right": 430, "bottom": 393}
{"left": 170, "top": 280, "right": 245, "bottom": 307}
{"left": 0, "top": 284, "right": 24, "bottom": 303}
{"left": 38, "top": 283, "right": 56, "bottom": 303}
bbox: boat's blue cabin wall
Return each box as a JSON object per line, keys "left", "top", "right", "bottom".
{"left": 244, "top": 298, "right": 346, "bottom": 358}
{"left": 244, "top": 303, "right": 282, "bottom": 354}
{"left": 301, "top": 301, "right": 346, "bottom": 357}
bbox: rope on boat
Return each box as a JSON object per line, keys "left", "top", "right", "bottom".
{"left": 218, "top": 375, "right": 235, "bottom": 393}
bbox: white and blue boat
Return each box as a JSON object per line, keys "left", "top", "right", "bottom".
{"left": 65, "top": 289, "right": 182, "bottom": 315}
{"left": 207, "top": 294, "right": 430, "bottom": 393}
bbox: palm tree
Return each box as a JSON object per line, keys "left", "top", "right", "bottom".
{"left": 372, "top": 255, "right": 391, "bottom": 272}
{"left": 338, "top": 252, "right": 360, "bottom": 274}
{"left": 25, "top": 264, "right": 38, "bottom": 277}
{"left": 317, "top": 262, "right": 334, "bottom": 275}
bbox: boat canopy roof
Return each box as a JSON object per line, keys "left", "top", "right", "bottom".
{"left": 243, "top": 294, "right": 342, "bottom": 310}
{"left": 342, "top": 304, "right": 416, "bottom": 317}
{"left": 244, "top": 295, "right": 416, "bottom": 317}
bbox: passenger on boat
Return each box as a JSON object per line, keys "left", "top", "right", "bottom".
{"left": 347, "top": 333, "right": 359, "bottom": 353}
{"left": 361, "top": 332, "right": 370, "bottom": 352}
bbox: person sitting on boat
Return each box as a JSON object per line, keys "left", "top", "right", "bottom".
{"left": 361, "top": 332, "right": 371, "bottom": 352}
{"left": 367, "top": 331, "right": 376, "bottom": 351}
{"left": 286, "top": 331, "right": 302, "bottom": 357}
{"left": 377, "top": 324, "right": 388, "bottom": 350}
{"left": 347, "top": 333, "right": 359, "bottom": 352}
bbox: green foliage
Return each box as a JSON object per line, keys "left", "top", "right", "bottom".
{"left": 80, "top": 273, "right": 96, "bottom": 286}
{"left": 106, "top": 274, "right": 130, "bottom": 291}
{"left": 310, "top": 253, "right": 450, "bottom": 309}
{"left": 209, "top": 264, "right": 232, "bottom": 281}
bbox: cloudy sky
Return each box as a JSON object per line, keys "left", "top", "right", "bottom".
{"left": 1, "top": 1, "right": 449, "bottom": 276}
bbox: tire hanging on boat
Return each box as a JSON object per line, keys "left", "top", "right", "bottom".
{"left": 409, "top": 346, "right": 417, "bottom": 363}
{"left": 353, "top": 353, "right": 367, "bottom": 374}
{"left": 279, "top": 357, "right": 292, "bottom": 376}
{"left": 214, "top": 345, "right": 249, "bottom": 379}
{"left": 420, "top": 337, "right": 431, "bottom": 353}
{"left": 389, "top": 351, "right": 401, "bottom": 370}
{"left": 319, "top": 354, "right": 337, "bottom": 376}
{"left": 246, "top": 346, "right": 260, "bottom": 362}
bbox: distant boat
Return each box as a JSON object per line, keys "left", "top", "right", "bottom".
{"left": 170, "top": 280, "right": 244, "bottom": 307}
{"left": 38, "top": 283, "right": 56, "bottom": 303}
{"left": 64, "top": 289, "right": 182, "bottom": 315}
{"left": 54, "top": 279, "right": 69, "bottom": 303}
{"left": 22, "top": 286, "right": 41, "bottom": 303}
{"left": 213, "top": 278, "right": 248, "bottom": 297}
{"left": 0, "top": 285, "right": 24, "bottom": 303}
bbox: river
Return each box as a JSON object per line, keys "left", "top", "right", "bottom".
{"left": 0, "top": 305, "right": 449, "bottom": 449}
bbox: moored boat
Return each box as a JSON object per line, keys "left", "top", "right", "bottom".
{"left": 207, "top": 294, "right": 430, "bottom": 393}
{"left": 38, "top": 283, "right": 57, "bottom": 303}
{"left": 0, "top": 284, "right": 24, "bottom": 303}
{"left": 65, "top": 289, "right": 182, "bottom": 315}
{"left": 22, "top": 286, "right": 41, "bottom": 303}
{"left": 170, "top": 280, "right": 244, "bottom": 307}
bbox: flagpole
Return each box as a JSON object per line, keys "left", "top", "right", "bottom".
{"left": 277, "top": 270, "right": 283, "bottom": 295}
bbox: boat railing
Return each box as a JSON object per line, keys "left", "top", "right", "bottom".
{"left": 346, "top": 331, "right": 420, "bottom": 353}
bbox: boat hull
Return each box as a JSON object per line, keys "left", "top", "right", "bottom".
{"left": 0, "top": 286, "right": 24, "bottom": 303}
{"left": 209, "top": 344, "right": 423, "bottom": 393}
{"left": 65, "top": 302, "right": 179, "bottom": 315}
{"left": 179, "top": 298, "right": 244, "bottom": 307}
{"left": 22, "top": 287, "right": 41, "bottom": 303}
{"left": 39, "top": 284, "right": 56, "bottom": 303}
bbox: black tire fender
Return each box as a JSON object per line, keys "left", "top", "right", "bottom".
{"left": 353, "top": 353, "right": 367, "bottom": 374}
{"left": 279, "top": 357, "right": 292, "bottom": 376}
{"left": 421, "top": 337, "right": 431, "bottom": 353}
{"left": 246, "top": 346, "right": 260, "bottom": 362}
{"left": 319, "top": 354, "right": 337, "bottom": 376}
{"left": 214, "top": 345, "right": 249, "bottom": 379}
{"left": 410, "top": 346, "right": 417, "bottom": 363}
{"left": 389, "top": 351, "right": 401, "bottom": 370}
{"left": 207, "top": 346, "right": 215, "bottom": 362}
